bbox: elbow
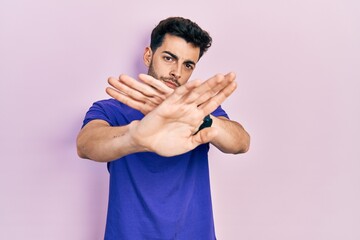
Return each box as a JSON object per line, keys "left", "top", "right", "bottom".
{"left": 238, "top": 142, "right": 250, "bottom": 154}
{"left": 77, "top": 146, "right": 88, "bottom": 159}
{"left": 234, "top": 133, "right": 251, "bottom": 154}
{"left": 242, "top": 132, "right": 251, "bottom": 153}
{"left": 232, "top": 145, "right": 249, "bottom": 155}
{"left": 76, "top": 135, "right": 89, "bottom": 160}
{"left": 76, "top": 135, "right": 111, "bottom": 162}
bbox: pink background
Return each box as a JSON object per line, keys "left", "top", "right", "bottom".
{"left": 1, "top": 0, "right": 359, "bottom": 239}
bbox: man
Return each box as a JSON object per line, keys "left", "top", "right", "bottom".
{"left": 77, "top": 17, "right": 250, "bottom": 239}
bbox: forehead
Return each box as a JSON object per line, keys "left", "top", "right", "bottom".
{"left": 156, "top": 34, "right": 200, "bottom": 62}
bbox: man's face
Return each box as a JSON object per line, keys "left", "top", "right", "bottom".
{"left": 144, "top": 34, "right": 200, "bottom": 89}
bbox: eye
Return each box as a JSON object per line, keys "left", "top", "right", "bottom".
{"left": 185, "top": 63, "right": 194, "bottom": 70}
{"left": 163, "top": 56, "right": 173, "bottom": 62}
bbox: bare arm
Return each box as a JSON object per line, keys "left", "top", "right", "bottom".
{"left": 210, "top": 116, "right": 250, "bottom": 154}
{"left": 106, "top": 72, "right": 250, "bottom": 155}
{"left": 77, "top": 75, "right": 174, "bottom": 162}
{"left": 76, "top": 120, "right": 146, "bottom": 162}
{"left": 77, "top": 73, "right": 237, "bottom": 162}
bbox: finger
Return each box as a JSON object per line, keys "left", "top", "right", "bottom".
{"left": 176, "top": 72, "right": 236, "bottom": 105}
{"left": 166, "top": 79, "right": 202, "bottom": 103}
{"left": 108, "top": 76, "right": 163, "bottom": 105}
{"left": 106, "top": 87, "right": 154, "bottom": 114}
{"left": 138, "top": 74, "right": 174, "bottom": 97}
{"left": 198, "top": 81, "right": 237, "bottom": 115}
{"left": 120, "top": 74, "right": 168, "bottom": 100}
{"left": 191, "top": 127, "right": 219, "bottom": 146}
{"left": 194, "top": 72, "right": 236, "bottom": 105}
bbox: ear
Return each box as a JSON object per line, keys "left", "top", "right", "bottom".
{"left": 143, "top": 47, "right": 152, "bottom": 67}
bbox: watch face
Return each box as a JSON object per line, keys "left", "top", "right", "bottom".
{"left": 195, "top": 115, "right": 212, "bottom": 135}
{"left": 202, "top": 115, "right": 212, "bottom": 128}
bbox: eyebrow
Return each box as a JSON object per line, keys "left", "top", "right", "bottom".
{"left": 163, "top": 51, "right": 196, "bottom": 66}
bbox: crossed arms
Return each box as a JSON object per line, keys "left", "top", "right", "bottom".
{"left": 76, "top": 72, "right": 250, "bottom": 162}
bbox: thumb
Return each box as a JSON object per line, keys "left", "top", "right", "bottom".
{"left": 192, "top": 127, "right": 219, "bottom": 146}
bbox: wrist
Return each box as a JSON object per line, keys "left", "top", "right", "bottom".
{"left": 194, "top": 115, "right": 213, "bottom": 135}
{"left": 127, "top": 120, "right": 151, "bottom": 153}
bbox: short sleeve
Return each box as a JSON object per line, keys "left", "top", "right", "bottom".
{"left": 82, "top": 101, "right": 114, "bottom": 128}
{"left": 211, "top": 105, "right": 229, "bottom": 119}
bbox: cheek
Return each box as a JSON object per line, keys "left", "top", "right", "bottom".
{"left": 183, "top": 67, "right": 194, "bottom": 77}
{"left": 153, "top": 61, "right": 171, "bottom": 75}
{"left": 180, "top": 71, "right": 193, "bottom": 84}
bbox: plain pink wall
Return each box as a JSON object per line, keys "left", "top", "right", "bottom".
{"left": 1, "top": 0, "right": 359, "bottom": 239}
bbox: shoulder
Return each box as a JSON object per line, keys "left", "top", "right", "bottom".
{"left": 93, "top": 98, "right": 124, "bottom": 109}
{"left": 83, "top": 99, "right": 143, "bottom": 127}
{"left": 91, "top": 99, "right": 137, "bottom": 115}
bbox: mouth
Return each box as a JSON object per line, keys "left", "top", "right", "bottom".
{"left": 162, "top": 79, "right": 180, "bottom": 89}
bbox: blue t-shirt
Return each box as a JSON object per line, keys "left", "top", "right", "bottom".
{"left": 82, "top": 99, "right": 228, "bottom": 240}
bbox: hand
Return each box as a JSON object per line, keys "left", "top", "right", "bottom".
{"left": 106, "top": 74, "right": 174, "bottom": 115}
{"left": 129, "top": 72, "right": 237, "bottom": 157}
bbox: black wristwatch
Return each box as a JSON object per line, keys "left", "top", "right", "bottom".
{"left": 194, "top": 115, "right": 212, "bottom": 135}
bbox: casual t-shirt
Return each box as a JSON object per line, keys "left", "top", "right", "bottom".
{"left": 82, "top": 99, "right": 228, "bottom": 240}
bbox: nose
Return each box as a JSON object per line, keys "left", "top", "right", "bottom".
{"left": 170, "top": 64, "right": 181, "bottom": 80}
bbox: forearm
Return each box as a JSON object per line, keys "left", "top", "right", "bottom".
{"left": 76, "top": 120, "right": 146, "bottom": 162}
{"left": 210, "top": 116, "right": 250, "bottom": 154}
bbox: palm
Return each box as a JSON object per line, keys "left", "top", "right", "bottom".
{"left": 133, "top": 101, "right": 202, "bottom": 156}
{"left": 129, "top": 73, "right": 237, "bottom": 156}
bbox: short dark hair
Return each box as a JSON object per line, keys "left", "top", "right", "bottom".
{"left": 150, "top": 17, "right": 212, "bottom": 59}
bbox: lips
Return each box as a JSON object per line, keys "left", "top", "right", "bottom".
{"left": 164, "top": 81, "right": 178, "bottom": 89}
{"left": 162, "top": 78, "right": 180, "bottom": 89}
